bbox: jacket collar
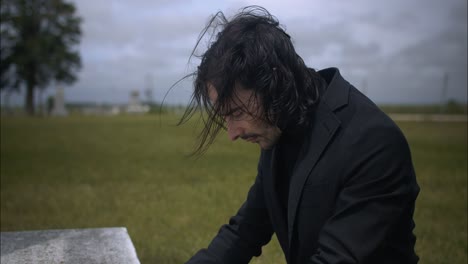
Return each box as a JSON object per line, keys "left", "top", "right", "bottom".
{"left": 262, "top": 67, "right": 350, "bottom": 255}
{"left": 318, "top": 67, "right": 350, "bottom": 112}
{"left": 262, "top": 68, "right": 351, "bottom": 246}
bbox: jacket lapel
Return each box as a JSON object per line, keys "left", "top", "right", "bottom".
{"left": 286, "top": 67, "right": 350, "bottom": 251}
{"left": 262, "top": 147, "right": 290, "bottom": 252}
{"left": 286, "top": 104, "right": 340, "bottom": 247}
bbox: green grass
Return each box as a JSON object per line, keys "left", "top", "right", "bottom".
{"left": 379, "top": 102, "right": 467, "bottom": 115}
{"left": 1, "top": 115, "right": 466, "bottom": 264}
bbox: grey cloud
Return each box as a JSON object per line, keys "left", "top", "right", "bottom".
{"left": 62, "top": 0, "right": 467, "bottom": 105}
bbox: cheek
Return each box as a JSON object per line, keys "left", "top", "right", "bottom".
{"left": 229, "top": 119, "right": 248, "bottom": 131}
{"left": 266, "top": 126, "right": 281, "bottom": 141}
{"left": 257, "top": 120, "right": 274, "bottom": 132}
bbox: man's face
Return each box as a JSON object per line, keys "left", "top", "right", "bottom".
{"left": 208, "top": 84, "right": 282, "bottom": 150}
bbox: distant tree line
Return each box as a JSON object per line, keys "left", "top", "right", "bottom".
{"left": 1, "top": 0, "right": 82, "bottom": 115}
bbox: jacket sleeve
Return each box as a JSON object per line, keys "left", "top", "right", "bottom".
{"left": 308, "top": 124, "right": 420, "bottom": 263}
{"left": 186, "top": 155, "right": 274, "bottom": 264}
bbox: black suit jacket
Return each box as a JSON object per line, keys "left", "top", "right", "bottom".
{"left": 186, "top": 68, "right": 420, "bottom": 264}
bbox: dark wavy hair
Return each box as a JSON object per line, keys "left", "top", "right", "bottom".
{"left": 178, "top": 6, "right": 325, "bottom": 155}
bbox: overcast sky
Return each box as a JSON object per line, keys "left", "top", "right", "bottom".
{"left": 8, "top": 0, "right": 468, "bottom": 105}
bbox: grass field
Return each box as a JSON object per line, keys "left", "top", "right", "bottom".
{"left": 1, "top": 114, "right": 467, "bottom": 264}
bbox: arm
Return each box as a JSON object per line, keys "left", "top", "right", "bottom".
{"left": 186, "top": 158, "right": 274, "bottom": 264}
{"left": 308, "top": 125, "right": 420, "bottom": 263}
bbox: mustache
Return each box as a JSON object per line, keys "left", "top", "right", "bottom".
{"left": 240, "top": 133, "right": 259, "bottom": 140}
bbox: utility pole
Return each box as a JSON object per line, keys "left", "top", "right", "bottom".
{"left": 144, "top": 73, "right": 154, "bottom": 106}
{"left": 440, "top": 72, "right": 448, "bottom": 113}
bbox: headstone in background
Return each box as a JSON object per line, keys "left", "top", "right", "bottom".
{"left": 1, "top": 227, "right": 140, "bottom": 264}
{"left": 126, "top": 90, "right": 149, "bottom": 114}
{"left": 51, "top": 86, "right": 68, "bottom": 116}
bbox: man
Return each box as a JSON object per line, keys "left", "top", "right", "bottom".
{"left": 182, "top": 6, "right": 420, "bottom": 264}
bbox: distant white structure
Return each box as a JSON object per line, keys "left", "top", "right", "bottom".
{"left": 110, "top": 106, "right": 121, "bottom": 115}
{"left": 51, "top": 86, "right": 68, "bottom": 116}
{"left": 126, "top": 90, "right": 149, "bottom": 114}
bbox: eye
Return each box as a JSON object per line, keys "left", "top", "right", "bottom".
{"left": 231, "top": 109, "right": 244, "bottom": 119}
{"left": 222, "top": 107, "right": 243, "bottom": 120}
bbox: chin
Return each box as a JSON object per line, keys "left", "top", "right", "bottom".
{"left": 259, "top": 141, "right": 275, "bottom": 150}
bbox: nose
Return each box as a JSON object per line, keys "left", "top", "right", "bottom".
{"left": 226, "top": 118, "right": 243, "bottom": 141}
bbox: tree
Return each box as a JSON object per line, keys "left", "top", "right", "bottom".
{"left": 0, "top": 0, "right": 81, "bottom": 115}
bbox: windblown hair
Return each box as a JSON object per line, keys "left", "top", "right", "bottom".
{"left": 179, "top": 6, "right": 325, "bottom": 155}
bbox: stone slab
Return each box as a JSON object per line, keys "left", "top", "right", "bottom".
{"left": 1, "top": 227, "right": 140, "bottom": 264}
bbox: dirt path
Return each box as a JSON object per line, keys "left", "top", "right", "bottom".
{"left": 389, "top": 114, "right": 467, "bottom": 122}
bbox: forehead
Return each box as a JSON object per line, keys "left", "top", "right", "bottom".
{"left": 207, "top": 82, "right": 255, "bottom": 106}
